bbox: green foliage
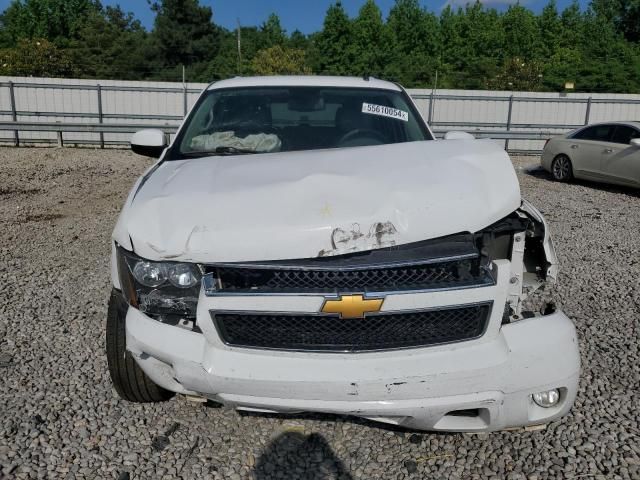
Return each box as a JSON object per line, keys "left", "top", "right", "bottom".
{"left": 0, "top": 38, "right": 74, "bottom": 76}
{"left": 260, "top": 13, "right": 287, "bottom": 48}
{"left": 488, "top": 57, "right": 544, "bottom": 91}
{"left": 314, "top": 1, "right": 354, "bottom": 75}
{"left": 149, "top": 0, "right": 221, "bottom": 80}
{"left": 1, "top": 0, "right": 100, "bottom": 45}
{"left": 250, "top": 45, "right": 311, "bottom": 75}
{"left": 439, "top": 4, "right": 505, "bottom": 89}
{"left": 350, "top": 0, "right": 392, "bottom": 77}
{"left": 617, "top": 0, "right": 640, "bottom": 42}
{"left": 0, "top": 0, "right": 639, "bottom": 93}
{"left": 385, "top": 0, "right": 439, "bottom": 86}
{"left": 69, "top": 6, "right": 152, "bottom": 80}
{"left": 502, "top": 5, "right": 539, "bottom": 60}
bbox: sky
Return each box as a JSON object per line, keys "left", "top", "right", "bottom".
{"left": 0, "top": 0, "right": 591, "bottom": 33}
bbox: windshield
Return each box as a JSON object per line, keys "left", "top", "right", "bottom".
{"left": 172, "top": 86, "right": 432, "bottom": 158}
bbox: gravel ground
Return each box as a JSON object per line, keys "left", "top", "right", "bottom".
{"left": 0, "top": 146, "right": 638, "bottom": 480}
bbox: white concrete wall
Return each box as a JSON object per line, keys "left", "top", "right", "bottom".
{"left": 2, "top": 76, "right": 640, "bottom": 152}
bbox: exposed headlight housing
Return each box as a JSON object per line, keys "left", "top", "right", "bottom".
{"left": 117, "top": 246, "right": 202, "bottom": 320}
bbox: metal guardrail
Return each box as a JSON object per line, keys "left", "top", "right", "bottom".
{"left": 0, "top": 121, "right": 179, "bottom": 147}
{"left": 0, "top": 120, "right": 553, "bottom": 150}
{"left": 1, "top": 79, "right": 637, "bottom": 152}
{"left": 0, "top": 80, "right": 196, "bottom": 147}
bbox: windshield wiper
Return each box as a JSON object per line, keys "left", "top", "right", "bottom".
{"left": 182, "top": 146, "right": 259, "bottom": 157}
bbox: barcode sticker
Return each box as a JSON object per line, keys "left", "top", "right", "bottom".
{"left": 361, "top": 103, "right": 409, "bottom": 122}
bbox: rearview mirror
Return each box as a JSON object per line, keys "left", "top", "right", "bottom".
{"left": 631, "top": 138, "right": 640, "bottom": 147}
{"left": 131, "top": 129, "right": 168, "bottom": 158}
{"left": 443, "top": 131, "right": 475, "bottom": 140}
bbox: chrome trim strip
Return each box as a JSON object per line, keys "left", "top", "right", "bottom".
{"left": 209, "top": 301, "right": 493, "bottom": 354}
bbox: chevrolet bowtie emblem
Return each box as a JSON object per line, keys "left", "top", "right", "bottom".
{"left": 321, "top": 294, "right": 384, "bottom": 319}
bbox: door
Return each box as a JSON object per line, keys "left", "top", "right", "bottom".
{"left": 600, "top": 125, "right": 640, "bottom": 186}
{"left": 568, "top": 124, "right": 616, "bottom": 179}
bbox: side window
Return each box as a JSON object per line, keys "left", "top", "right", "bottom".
{"left": 610, "top": 126, "right": 640, "bottom": 145}
{"left": 572, "top": 126, "right": 596, "bottom": 140}
{"left": 573, "top": 125, "right": 614, "bottom": 141}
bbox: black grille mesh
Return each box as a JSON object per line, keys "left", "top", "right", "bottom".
{"left": 213, "top": 303, "right": 491, "bottom": 351}
{"left": 213, "top": 258, "right": 491, "bottom": 293}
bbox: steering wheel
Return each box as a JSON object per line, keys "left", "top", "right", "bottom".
{"left": 337, "top": 129, "right": 386, "bottom": 147}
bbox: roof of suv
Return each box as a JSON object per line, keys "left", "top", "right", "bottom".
{"left": 207, "top": 76, "right": 402, "bottom": 91}
{"left": 577, "top": 121, "right": 640, "bottom": 129}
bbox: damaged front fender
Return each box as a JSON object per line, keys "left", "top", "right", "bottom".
{"left": 519, "top": 199, "right": 559, "bottom": 283}
{"left": 503, "top": 199, "right": 559, "bottom": 320}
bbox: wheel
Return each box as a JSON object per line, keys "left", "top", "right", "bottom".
{"left": 105, "top": 288, "right": 174, "bottom": 402}
{"left": 551, "top": 155, "right": 573, "bottom": 182}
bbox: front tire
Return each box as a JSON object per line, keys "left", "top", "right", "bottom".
{"left": 105, "top": 289, "right": 174, "bottom": 403}
{"left": 551, "top": 154, "right": 573, "bottom": 182}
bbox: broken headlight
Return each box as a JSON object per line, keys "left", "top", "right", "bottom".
{"left": 116, "top": 247, "right": 202, "bottom": 320}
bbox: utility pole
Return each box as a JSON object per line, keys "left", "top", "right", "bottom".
{"left": 236, "top": 19, "right": 242, "bottom": 74}
{"left": 428, "top": 70, "right": 438, "bottom": 125}
{"left": 182, "top": 65, "right": 187, "bottom": 117}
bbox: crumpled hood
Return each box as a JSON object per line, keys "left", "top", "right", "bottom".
{"left": 116, "top": 140, "right": 521, "bottom": 262}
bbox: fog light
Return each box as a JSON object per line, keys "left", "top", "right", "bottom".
{"left": 532, "top": 389, "right": 560, "bottom": 408}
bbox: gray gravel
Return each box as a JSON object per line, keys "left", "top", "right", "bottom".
{"left": 1, "top": 147, "right": 639, "bottom": 480}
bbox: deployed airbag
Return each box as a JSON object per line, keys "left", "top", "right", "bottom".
{"left": 190, "top": 131, "right": 282, "bottom": 153}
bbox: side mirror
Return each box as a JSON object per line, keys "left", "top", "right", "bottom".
{"left": 443, "top": 131, "right": 475, "bottom": 140}
{"left": 131, "top": 129, "right": 168, "bottom": 158}
{"left": 631, "top": 138, "right": 640, "bottom": 147}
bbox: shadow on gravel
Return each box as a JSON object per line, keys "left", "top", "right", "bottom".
{"left": 236, "top": 409, "right": 457, "bottom": 437}
{"left": 253, "top": 432, "right": 352, "bottom": 480}
{"left": 524, "top": 166, "right": 640, "bottom": 198}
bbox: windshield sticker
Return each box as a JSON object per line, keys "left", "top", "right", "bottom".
{"left": 362, "top": 103, "right": 409, "bottom": 122}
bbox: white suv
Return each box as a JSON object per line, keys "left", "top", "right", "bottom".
{"left": 107, "top": 76, "right": 580, "bottom": 432}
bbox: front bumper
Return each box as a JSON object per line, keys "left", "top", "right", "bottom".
{"left": 125, "top": 262, "right": 580, "bottom": 432}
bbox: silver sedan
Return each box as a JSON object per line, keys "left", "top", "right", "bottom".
{"left": 541, "top": 121, "right": 640, "bottom": 187}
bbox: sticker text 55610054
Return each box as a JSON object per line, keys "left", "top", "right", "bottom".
{"left": 361, "top": 103, "right": 409, "bottom": 122}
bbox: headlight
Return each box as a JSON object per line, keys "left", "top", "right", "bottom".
{"left": 132, "top": 261, "right": 168, "bottom": 287}
{"left": 117, "top": 247, "right": 202, "bottom": 320}
{"left": 167, "top": 263, "right": 200, "bottom": 288}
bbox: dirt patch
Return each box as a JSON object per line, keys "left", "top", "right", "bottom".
{"left": 0, "top": 186, "right": 41, "bottom": 196}
{"left": 22, "top": 213, "right": 66, "bottom": 223}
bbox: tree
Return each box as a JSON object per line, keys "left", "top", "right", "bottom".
{"left": 260, "top": 13, "right": 286, "bottom": 48}
{"left": 590, "top": 0, "right": 640, "bottom": 43}
{"left": 350, "top": 0, "right": 391, "bottom": 77}
{"left": 385, "top": 0, "right": 440, "bottom": 87}
{"left": 314, "top": 1, "right": 353, "bottom": 75}
{"left": 577, "top": 8, "right": 639, "bottom": 92}
{"left": 206, "top": 28, "right": 241, "bottom": 80}
{"left": 502, "top": 5, "right": 539, "bottom": 60}
{"left": 440, "top": 4, "right": 504, "bottom": 89}
{"left": 69, "top": 6, "right": 152, "bottom": 80}
{"left": 250, "top": 45, "right": 311, "bottom": 75}
{"left": 0, "top": 38, "right": 74, "bottom": 76}
{"left": 489, "top": 57, "right": 544, "bottom": 91}
{"left": 0, "top": 0, "right": 100, "bottom": 45}
{"left": 617, "top": 0, "right": 640, "bottom": 42}
{"left": 558, "top": 1, "right": 583, "bottom": 48}
{"left": 149, "top": 0, "right": 220, "bottom": 81}
{"left": 538, "top": 1, "right": 562, "bottom": 59}
{"left": 1, "top": 0, "right": 639, "bottom": 92}
{"left": 289, "top": 30, "right": 310, "bottom": 50}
